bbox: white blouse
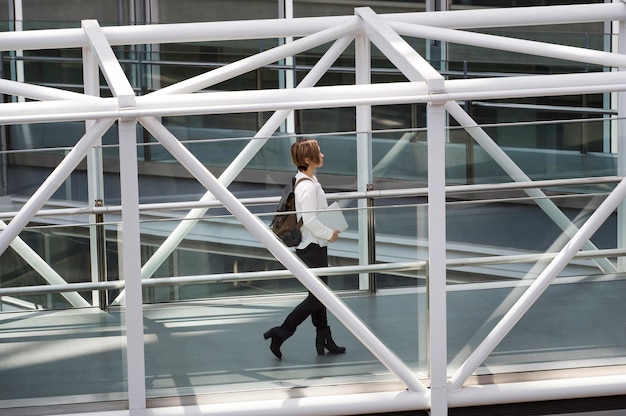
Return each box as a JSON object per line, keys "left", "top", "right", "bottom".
{"left": 293, "top": 171, "right": 334, "bottom": 248}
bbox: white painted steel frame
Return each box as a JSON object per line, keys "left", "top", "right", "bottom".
{"left": 0, "top": 4, "right": 624, "bottom": 416}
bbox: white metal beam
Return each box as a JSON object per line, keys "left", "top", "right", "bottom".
{"left": 616, "top": 4, "right": 626, "bottom": 273}
{"left": 356, "top": 7, "right": 444, "bottom": 92}
{"left": 82, "top": 20, "right": 136, "bottom": 108}
{"left": 111, "top": 34, "right": 354, "bottom": 304}
{"left": 48, "top": 374, "right": 626, "bottom": 416}
{"left": 149, "top": 17, "right": 359, "bottom": 96}
{"left": 0, "top": 3, "right": 623, "bottom": 52}
{"left": 0, "top": 78, "right": 96, "bottom": 101}
{"left": 427, "top": 102, "right": 448, "bottom": 416}
{"left": 141, "top": 115, "right": 428, "bottom": 393}
{"left": 83, "top": 32, "right": 106, "bottom": 308}
{"left": 355, "top": 20, "right": 372, "bottom": 290}
{"left": 449, "top": 175, "right": 626, "bottom": 389}
{"left": 4, "top": 70, "right": 626, "bottom": 125}
{"left": 386, "top": 2, "right": 626, "bottom": 30}
{"left": 118, "top": 119, "right": 147, "bottom": 413}
{"left": 391, "top": 20, "right": 626, "bottom": 69}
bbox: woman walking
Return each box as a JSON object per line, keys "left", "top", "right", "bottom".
{"left": 264, "top": 139, "right": 346, "bottom": 359}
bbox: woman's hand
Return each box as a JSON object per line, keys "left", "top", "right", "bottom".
{"left": 329, "top": 229, "right": 340, "bottom": 243}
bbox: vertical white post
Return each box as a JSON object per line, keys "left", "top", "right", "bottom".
{"left": 119, "top": 118, "right": 147, "bottom": 414}
{"left": 427, "top": 102, "right": 448, "bottom": 416}
{"left": 13, "top": 0, "right": 23, "bottom": 86}
{"left": 279, "top": 0, "right": 296, "bottom": 134}
{"left": 617, "top": 11, "right": 626, "bottom": 272}
{"left": 83, "top": 44, "right": 106, "bottom": 307}
{"left": 355, "top": 24, "right": 373, "bottom": 290}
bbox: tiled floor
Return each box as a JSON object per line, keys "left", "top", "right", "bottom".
{"left": 0, "top": 278, "right": 625, "bottom": 410}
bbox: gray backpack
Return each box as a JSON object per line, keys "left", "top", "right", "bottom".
{"left": 270, "top": 176, "right": 311, "bottom": 246}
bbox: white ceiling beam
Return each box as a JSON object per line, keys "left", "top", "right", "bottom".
{"left": 2, "top": 70, "right": 626, "bottom": 124}
{"left": 82, "top": 19, "right": 136, "bottom": 108}
{"left": 355, "top": 7, "right": 444, "bottom": 92}
{"left": 0, "top": 3, "right": 623, "bottom": 52}
{"left": 386, "top": 2, "right": 626, "bottom": 30}
{"left": 0, "top": 27, "right": 85, "bottom": 51}
{"left": 390, "top": 20, "right": 626, "bottom": 69}
{"left": 0, "top": 78, "right": 98, "bottom": 101}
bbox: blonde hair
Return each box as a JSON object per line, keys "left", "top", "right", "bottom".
{"left": 290, "top": 139, "right": 321, "bottom": 171}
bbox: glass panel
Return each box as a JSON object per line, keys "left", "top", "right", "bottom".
{"left": 68, "top": 131, "right": 420, "bottom": 397}
{"left": 446, "top": 118, "right": 616, "bottom": 185}
{"left": 0, "top": 3, "right": 623, "bottom": 408}
{"left": 444, "top": 115, "right": 625, "bottom": 377}
{"left": 0, "top": 0, "right": 8, "bottom": 22}
{"left": 22, "top": 0, "right": 122, "bottom": 24}
{"left": 156, "top": 0, "right": 279, "bottom": 23}
{"left": 0, "top": 219, "right": 126, "bottom": 407}
{"left": 5, "top": 123, "right": 120, "bottom": 203}
{"left": 293, "top": 0, "right": 426, "bottom": 17}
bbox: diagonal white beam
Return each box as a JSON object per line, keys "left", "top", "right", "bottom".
{"left": 82, "top": 20, "right": 136, "bottom": 108}
{"left": 111, "top": 34, "right": 355, "bottom": 304}
{"left": 449, "top": 175, "right": 626, "bottom": 390}
{"left": 390, "top": 20, "right": 626, "bottom": 69}
{"left": 144, "top": 116, "right": 428, "bottom": 394}
{"left": 0, "top": 118, "right": 115, "bottom": 257}
{"left": 319, "top": 9, "right": 619, "bottom": 274}
{"left": 149, "top": 17, "right": 359, "bottom": 96}
{"left": 446, "top": 101, "right": 616, "bottom": 274}
{"left": 0, "top": 78, "right": 99, "bottom": 102}
{"left": 0, "top": 221, "right": 90, "bottom": 307}
{"left": 355, "top": 7, "right": 444, "bottom": 93}
{"left": 140, "top": 34, "right": 355, "bottom": 276}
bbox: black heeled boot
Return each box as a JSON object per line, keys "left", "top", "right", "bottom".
{"left": 263, "top": 326, "right": 293, "bottom": 359}
{"left": 315, "top": 326, "right": 346, "bottom": 355}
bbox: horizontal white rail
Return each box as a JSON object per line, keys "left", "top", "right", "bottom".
{"left": 51, "top": 374, "right": 626, "bottom": 416}
{"left": 1, "top": 74, "right": 626, "bottom": 125}
{"left": 1, "top": 248, "right": 624, "bottom": 298}
{"left": 0, "top": 3, "right": 622, "bottom": 51}
{"left": 1, "top": 176, "right": 620, "bottom": 221}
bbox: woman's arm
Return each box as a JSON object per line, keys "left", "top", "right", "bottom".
{"left": 297, "top": 182, "right": 334, "bottom": 241}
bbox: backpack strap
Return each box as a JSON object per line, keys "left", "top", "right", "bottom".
{"left": 294, "top": 176, "right": 312, "bottom": 189}
{"left": 292, "top": 177, "right": 312, "bottom": 221}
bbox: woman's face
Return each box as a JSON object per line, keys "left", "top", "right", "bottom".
{"left": 309, "top": 149, "right": 324, "bottom": 169}
{"left": 316, "top": 150, "right": 325, "bottom": 168}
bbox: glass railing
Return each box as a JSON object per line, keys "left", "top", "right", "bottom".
{"left": 1, "top": 122, "right": 625, "bottom": 406}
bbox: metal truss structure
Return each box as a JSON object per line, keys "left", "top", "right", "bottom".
{"left": 0, "top": 2, "right": 626, "bottom": 416}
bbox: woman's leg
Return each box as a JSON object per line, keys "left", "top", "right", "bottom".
{"left": 283, "top": 244, "right": 328, "bottom": 332}
{"left": 265, "top": 243, "right": 343, "bottom": 357}
{"left": 263, "top": 244, "right": 325, "bottom": 358}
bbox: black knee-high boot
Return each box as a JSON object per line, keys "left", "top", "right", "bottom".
{"left": 263, "top": 326, "right": 293, "bottom": 359}
{"left": 315, "top": 326, "right": 346, "bottom": 355}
